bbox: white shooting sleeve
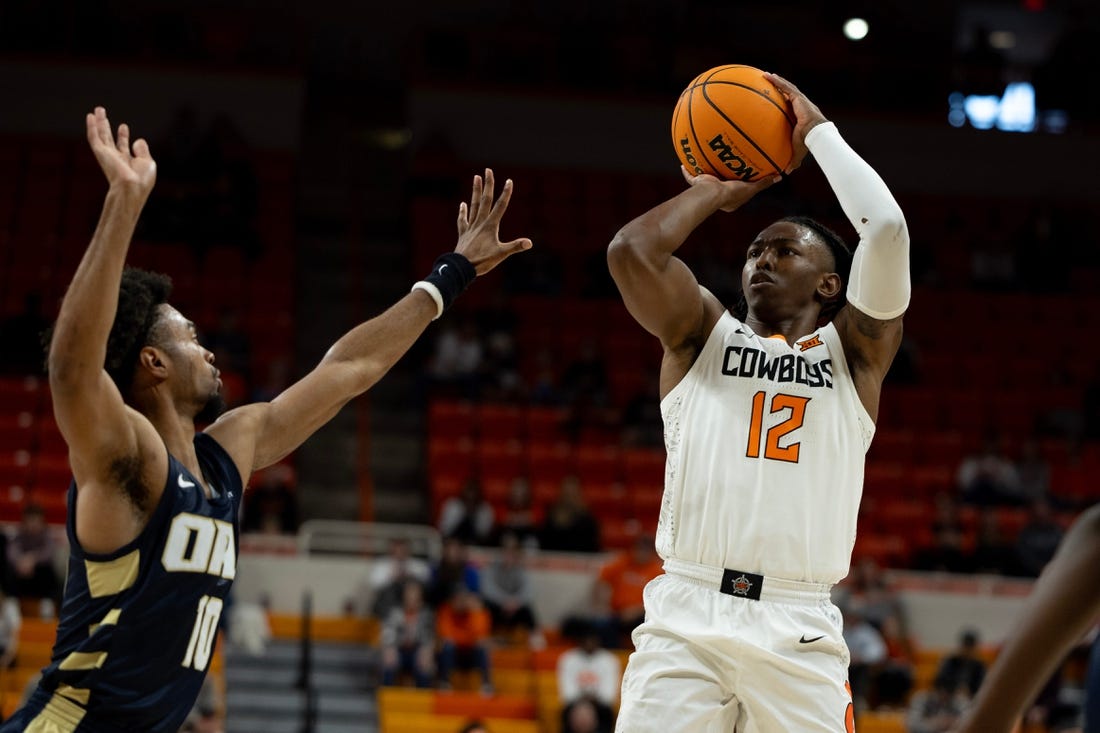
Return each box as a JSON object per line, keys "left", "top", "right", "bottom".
{"left": 805, "top": 121, "right": 911, "bottom": 320}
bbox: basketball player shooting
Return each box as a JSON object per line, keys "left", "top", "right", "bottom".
{"left": 0, "top": 108, "right": 531, "bottom": 733}
{"left": 606, "top": 73, "right": 910, "bottom": 732}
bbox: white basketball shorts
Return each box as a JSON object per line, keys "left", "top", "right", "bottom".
{"left": 615, "top": 564, "right": 855, "bottom": 733}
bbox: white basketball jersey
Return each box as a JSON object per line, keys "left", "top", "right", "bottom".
{"left": 658, "top": 311, "right": 875, "bottom": 584}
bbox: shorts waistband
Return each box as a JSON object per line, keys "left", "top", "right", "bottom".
{"left": 663, "top": 558, "right": 833, "bottom": 605}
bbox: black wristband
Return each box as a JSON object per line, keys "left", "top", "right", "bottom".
{"left": 422, "top": 253, "right": 477, "bottom": 311}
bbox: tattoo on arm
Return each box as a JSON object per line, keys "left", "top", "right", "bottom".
{"left": 850, "top": 309, "right": 902, "bottom": 340}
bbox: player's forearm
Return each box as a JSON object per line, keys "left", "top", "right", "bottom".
{"left": 48, "top": 189, "right": 145, "bottom": 384}
{"left": 955, "top": 505, "right": 1100, "bottom": 732}
{"left": 807, "top": 122, "right": 905, "bottom": 247}
{"left": 609, "top": 183, "right": 727, "bottom": 267}
{"left": 808, "top": 122, "right": 910, "bottom": 319}
{"left": 320, "top": 291, "right": 438, "bottom": 395}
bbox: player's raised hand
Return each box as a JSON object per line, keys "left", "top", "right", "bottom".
{"left": 763, "top": 73, "right": 828, "bottom": 173}
{"left": 680, "top": 165, "right": 779, "bottom": 213}
{"left": 85, "top": 107, "right": 156, "bottom": 199}
{"left": 454, "top": 168, "right": 533, "bottom": 275}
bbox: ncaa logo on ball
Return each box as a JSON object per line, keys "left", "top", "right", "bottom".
{"left": 708, "top": 134, "right": 758, "bottom": 181}
{"left": 679, "top": 137, "right": 704, "bottom": 175}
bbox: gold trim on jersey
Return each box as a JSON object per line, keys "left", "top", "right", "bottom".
{"left": 85, "top": 549, "right": 140, "bottom": 597}
{"left": 88, "top": 607, "right": 121, "bottom": 635}
{"left": 58, "top": 650, "right": 108, "bottom": 671}
{"left": 56, "top": 686, "right": 90, "bottom": 706}
{"left": 25, "top": 690, "right": 87, "bottom": 732}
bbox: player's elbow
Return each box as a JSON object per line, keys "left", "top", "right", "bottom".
{"left": 864, "top": 206, "right": 909, "bottom": 250}
{"left": 607, "top": 226, "right": 657, "bottom": 280}
{"left": 1074, "top": 503, "right": 1100, "bottom": 541}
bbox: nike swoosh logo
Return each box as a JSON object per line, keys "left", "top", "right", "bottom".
{"left": 438, "top": 264, "right": 449, "bottom": 274}
{"left": 799, "top": 634, "right": 826, "bottom": 644}
{"left": 178, "top": 475, "right": 196, "bottom": 489}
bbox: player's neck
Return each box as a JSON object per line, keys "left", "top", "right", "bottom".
{"left": 744, "top": 310, "right": 821, "bottom": 345}
{"left": 140, "top": 396, "right": 200, "bottom": 474}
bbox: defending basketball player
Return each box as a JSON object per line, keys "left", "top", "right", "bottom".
{"left": 606, "top": 73, "right": 910, "bottom": 732}
{"left": 0, "top": 108, "right": 531, "bottom": 733}
{"left": 951, "top": 503, "right": 1100, "bottom": 733}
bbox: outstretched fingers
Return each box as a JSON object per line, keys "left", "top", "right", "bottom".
{"left": 478, "top": 168, "right": 495, "bottom": 223}
{"left": 467, "top": 174, "right": 484, "bottom": 224}
{"left": 488, "top": 178, "right": 514, "bottom": 223}
{"left": 500, "top": 236, "right": 533, "bottom": 255}
{"left": 116, "top": 123, "right": 131, "bottom": 157}
{"left": 132, "top": 138, "right": 151, "bottom": 159}
{"left": 457, "top": 202, "right": 469, "bottom": 235}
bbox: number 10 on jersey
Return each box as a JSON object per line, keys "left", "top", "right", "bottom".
{"left": 746, "top": 391, "right": 810, "bottom": 463}
{"left": 182, "top": 595, "right": 223, "bottom": 671}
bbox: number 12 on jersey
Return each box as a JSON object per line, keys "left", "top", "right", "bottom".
{"left": 746, "top": 391, "right": 811, "bottom": 463}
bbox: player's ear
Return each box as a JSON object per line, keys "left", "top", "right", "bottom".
{"left": 817, "top": 272, "right": 842, "bottom": 301}
{"left": 139, "top": 346, "right": 168, "bottom": 377}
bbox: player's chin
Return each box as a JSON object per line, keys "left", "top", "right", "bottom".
{"left": 195, "top": 393, "right": 228, "bottom": 424}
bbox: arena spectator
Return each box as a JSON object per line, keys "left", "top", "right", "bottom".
{"left": 968, "top": 508, "right": 1015, "bottom": 576}
{"left": 438, "top": 478, "right": 495, "bottom": 546}
{"left": 562, "top": 697, "right": 613, "bottom": 733}
{"left": 427, "top": 535, "right": 480, "bottom": 608}
{"left": 1014, "top": 497, "right": 1065, "bottom": 577}
{"left": 4, "top": 504, "right": 62, "bottom": 610}
{"left": 557, "top": 620, "right": 620, "bottom": 726}
{"left": 935, "top": 628, "right": 987, "bottom": 697}
{"left": 875, "top": 613, "right": 915, "bottom": 710}
{"left": 539, "top": 475, "right": 600, "bottom": 553}
{"left": 905, "top": 671, "right": 968, "bottom": 733}
{"left": 592, "top": 535, "right": 662, "bottom": 648}
{"left": 620, "top": 372, "right": 663, "bottom": 448}
{"left": 1015, "top": 436, "right": 1052, "bottom": 506}
{"left": 957, "top": 431, "right": 1020, "bottom": 506}
{"left": 428, "top": 316, "right": 484, "bottom": 399}
{"left": 480, "top": 531, "right": 542, "bottom": 648}
{"left": 436, "top": 586, "right": 493, "bottom": 693}
{"left": 380, "top": 580, "right": 435, "bottom": 688}
{"left": 493, "top": 477, "right": 541, "bottom": 549}
{"left": 0, "top": 588, "right": 20, "bottom": 670}
{"left": 370, "top": 537, "right": 431, "bottom": 620}
{"left": 842, "top": 600, "right": 887, "bottom": 713}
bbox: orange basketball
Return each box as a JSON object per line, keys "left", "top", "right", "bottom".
{"left": 671, "top": 65, "right": 795, "bottom": 182}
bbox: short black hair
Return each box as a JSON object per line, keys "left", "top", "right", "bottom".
{"left": 732, "top": 216, "right": 853, "bottom": 323}
{"left": 43, "top": 267, "right": 173, "bottom": 399}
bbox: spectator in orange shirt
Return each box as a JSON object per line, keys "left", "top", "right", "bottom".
{"left": 436, "top": 586, "right": 494, "bottom": 693}
{"left": 593, "top": 535, "right": 663, "bottom": 648}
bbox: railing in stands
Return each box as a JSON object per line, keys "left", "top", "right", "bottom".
{"left": 296, "top": 591, "right": 317, "bottom": 733}
{"left": 295, "top": 520, "right": 442, "bottom": 561}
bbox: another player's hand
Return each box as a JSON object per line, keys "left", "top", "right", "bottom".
{"left": 763, "top": 73, "right": 828, "bottom": 174}
{"left": 86, "top": 107, "right": 156, "bottom": 200}
{"left": 681, "top": 166, "right": 779, "bottom": 213}
{"left": 455, "top": 168, "right": 533, "bottom": 276}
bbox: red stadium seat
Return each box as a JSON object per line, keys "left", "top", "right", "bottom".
{"left": 0, "top": 376, "right": 44, "bottom": 415}
{"left": 868, "top": 430, "right": 916, "bottom": 466}
{"left": 476, "top": 440, "right": 525, "bottom": 481}
{"left": 428, "top": 401, "right": 477, "bottom": 441}
{"left": 584, "top": 481, "right": 626, "bottom": 516}
{"left": 575, "top": 444, "right": 621, "bottom": 484}
{"left": 0, "top": 414, "right": 36, "bottom": 453}
{"left": 621, "top": 448, "right": 665, "bottom": 488}
{"left": 477, "top": 403, "right": 525, "bottom": 442}
{"left": 525, "top": 407, "right": 568, "bottom": 443}
{"left": 427, "top": 437, "right": 476, "bottom": 479}
{"left": 526, "top": 441, "right": 574, "bottom": 485}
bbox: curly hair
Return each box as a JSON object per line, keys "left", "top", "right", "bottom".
{"left": 732, "top": 216, "right": 852, "bottom": 323}
{"left": 43, "top": 267, "right": 173, "bottom": 399}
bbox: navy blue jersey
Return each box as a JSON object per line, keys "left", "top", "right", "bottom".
{"left": 2, "top": 432, "right": 243, "bottom": 733}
